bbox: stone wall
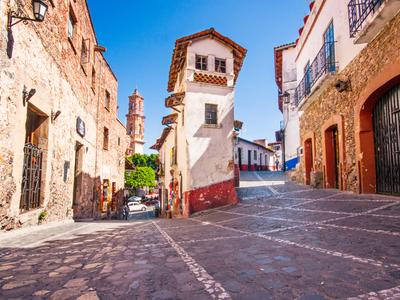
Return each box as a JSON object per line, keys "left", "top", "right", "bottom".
{"left": 299, "top": 13, "right": 400, "bottom": 193}
{"left": 0, "top": 0, "right": 126, "bottom": 230}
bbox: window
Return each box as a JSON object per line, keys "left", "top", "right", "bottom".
{"left": 91, "top": 67, "right": 96, "bottom": 91}
{"left": 103, "top": 127, "right": 109, "bottom": 150}
{"left": 254, "top": 151, "right": 257, "bottom": 160}
{"left": 215, "top": 58, "right": 226, "bottom": 73}
{"left": 67, "top": 9, "right": 76, "bottom": 39}
{"left": 304, "top": 61, "right": 311, "bottom": 94}
{"left": 80, "top": 39, "right": 89, "bottom": 65}
{"left": 139, "top": 124, "right": 143, "bottom": 135}
{"left": 118, "top": 137, "right": 121, "bottom": 146}
{"left": 105, "top": 90, "right": 110, "bottom": 110}
{"left": 324, "top": 21, "right": 335, "bottom": 72}
{"left": 205, "top": 104, "right": 218, "bottom": 125}
{"left": 195, "top": 55, "right": 207, "bottom": 71}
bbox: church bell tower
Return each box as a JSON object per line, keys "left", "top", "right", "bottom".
{"left": 126, "top": 89, "right": 145, "bottom": 154}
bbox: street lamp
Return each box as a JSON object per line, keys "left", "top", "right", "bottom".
{"left": 8, "top": 0, "right": 49, "bottom": 29}
{"left": 281, "top": 91, "right": 291, "bottom": 104}
{"left": 33, "top": 0, "right": 48, "bottom": 21}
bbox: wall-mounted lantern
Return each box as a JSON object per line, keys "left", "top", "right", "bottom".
{"left": 281, "top": 91, "right": 291, "bottom": 104}
{"left": 51, "top": 110, "right": 61, "bottom": 123}
{"left": 8, "top": 0, "right": 48, "bottom": 30}
{"left": 23, "top": 85, "right": 36, "bottom": 106}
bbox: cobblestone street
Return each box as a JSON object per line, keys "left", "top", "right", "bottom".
{"left": 1, "top": 172, "right": 400, "bottom": 299}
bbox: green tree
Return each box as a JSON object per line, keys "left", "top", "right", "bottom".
{"left": 126, "top": 153, "right": 159, "bottom": 171}
{"left": 125, "top": 167, "right": 156, "bottom": 189}
{"left": 127, "top": 153, "right": 147, "bottom": 168}
{"left": 146, "top": 154, "right": 159, "bottom": 171}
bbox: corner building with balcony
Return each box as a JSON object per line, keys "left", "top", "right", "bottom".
{"left": 287, "top": 0, "right": 400, "bottom": 195}
{"left": 0, "top": 0, "right": 127, "bottom": 231}
{"left": 151, "top": 28, "right": 247, "bottom": 216}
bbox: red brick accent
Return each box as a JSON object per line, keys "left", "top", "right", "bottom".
{"left": 194, "top": 73, "right": 228, "bottom": 86}
{"left": 183, "top": 179, "right": 238, "bottom": 216}
{"left": 241, "top": 165, "right": 248, "bottom": 171}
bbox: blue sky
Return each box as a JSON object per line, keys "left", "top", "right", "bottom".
{"left": 87, "top": 0, "right": 309, "bottom": 153}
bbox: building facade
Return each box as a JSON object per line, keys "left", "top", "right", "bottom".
{"left": 285, "top": 0, "right": 400, "bottom": 195}
{"left": 126, "top": 89, "right": 145, "bottom": 155}
{"left": 151, "top": 28, "right": 247, "bottom": 216}
{"left": 274, "top": 43, "right": 300, "bottom": 171}
{"left": 235, "top": 138, "right": 275, "bottom": 171}
{"left": 0, "top": 0, "right": 126, "bottom": 231}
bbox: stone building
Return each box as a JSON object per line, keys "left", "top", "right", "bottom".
{"left": 282, "top": 0, "right": 400, "bottom": 195}
{"left": 0, "top": 0, "right": 126, "bottom": 231}
{"left": 126, "top": 89, "right": 145, "bottom": 155}
{"left": 234, "top": 138, "right": 275, "bottom": 171}
{"left": 151, "top": 28, "right": 247, "bottom": 216}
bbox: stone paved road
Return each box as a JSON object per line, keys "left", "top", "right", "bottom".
{"left": 1, "top": 171, "right": 400, "bottom": 299}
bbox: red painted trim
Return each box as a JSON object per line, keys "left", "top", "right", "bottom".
{"left": 234, "top": 164, "right": 240, "bottom": 187}
{"left": 241, "top": 165, "right": 248, "bottom": 171}
{"left": 250, "top": 165, "right": 255, "bottom": 171}
{"left": 183, "top": 179, "right": 238, "bottom": 216}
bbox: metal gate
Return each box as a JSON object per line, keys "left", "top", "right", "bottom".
{"left": 373, "top": 84, "right": 400, "bottom": 195}
{"left": 20, "top": 143, "right": 43, "bottom": 211}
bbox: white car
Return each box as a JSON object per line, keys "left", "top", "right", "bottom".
{"left": 127, "top": 202, "right": 147, "bottom": 212}
{"left": 128, "top": 196, "right": 142, "bottom": 203}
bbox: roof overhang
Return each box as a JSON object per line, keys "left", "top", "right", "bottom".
{"left": 151, "top": 126, "right": 173, "bottom": 151}
{"left": 167, "top": 28, "right": 247, "bottom": 92}
{"left": 165, "top": 92, "right": 185, "bottom": 108}
{"left": 273, "top": 42, "right": 296, "bottom": 112}
{"left": 162, "top": 113, "right": 178, "bottom": 126}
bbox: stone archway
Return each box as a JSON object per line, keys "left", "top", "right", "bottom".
{"left": 355, "top": 61, "right": 400, "bottom": 194}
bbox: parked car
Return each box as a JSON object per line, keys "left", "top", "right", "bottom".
{"left": 128, "top": 196, "right": 142, "bottom": 203}
{"left": 144, "top": 199, "right": 159, "bottom": 206}
{"left": 145, "top": 193, "right": 158, "bottom": 200}
{"left": 127, "top": 202, "right": 147, "bottom": 212}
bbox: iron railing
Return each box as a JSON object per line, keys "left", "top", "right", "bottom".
{"left": 294, "top": 41, "right": 336, "bottom": 107}
{"left": 20, "top": 143, "right": 43, "bottom": 211}
{"left": 348, "top": 0, "right": 383, "bottom": 37}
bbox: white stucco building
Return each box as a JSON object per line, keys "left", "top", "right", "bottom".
{"left": 274, "top": 43, "right": 299, "bottom": 171}
{"left": 151, "top": 28, "right": 247, "bottom": 216}
{"left": 234, "top": 138, "right": 275, "bottom": 171}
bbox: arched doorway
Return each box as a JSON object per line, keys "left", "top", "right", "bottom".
{"left": 324, "top": 125, "right": 340, "bottom": 189}
{"left": 373, "top": 84, "right": 400, "bottom": 195}
{"left": 304, "top": 138, "right": 313, "bottom": 185}
{"left": 356, "top": 65, "right": 400, "bottom": 195}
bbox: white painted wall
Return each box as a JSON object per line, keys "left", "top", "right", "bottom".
{"left": 160, "top": 36, "right": 238, "bottom": 197}
{"left": 281, "top": 46, "right": 300, "bottom": 165}
{"left": 184, "top": 85, "right": 235, "bottom": 189}
{"left": 234, "top": 139, "right": 275, "bottom": 169}
{"left": 295, "top": 0, "right": 366, "bottom": 85}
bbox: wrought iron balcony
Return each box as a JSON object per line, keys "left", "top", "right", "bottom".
{"left": 348, "top": 0, "right": 383, "bottom": 38}
{"left": 294, "top": 41, "right": 336, "bottom": 107}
